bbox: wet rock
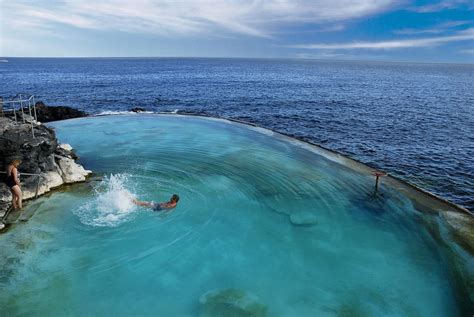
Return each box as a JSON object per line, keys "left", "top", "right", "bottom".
{"left": 130, "top": 107, "right": 146, "bottom": 113}
{"left": 289, "top": 211, "right": 318, "bottom": 226}
{"left": 441, "top": 211, "right": 474, "bottom": 254}
{"left": 199, "top": 288, "right": 267, "bottom": 317}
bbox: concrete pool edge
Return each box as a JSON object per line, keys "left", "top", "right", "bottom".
{"left": 221, "top": 116, "right": 471, "bottom": 215}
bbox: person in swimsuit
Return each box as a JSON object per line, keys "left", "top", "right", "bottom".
{"left": 132, "top": 194, "right": 180, "bottom": 212}
{"left": 5, "top": 159, "right": 22, "bottom": 210}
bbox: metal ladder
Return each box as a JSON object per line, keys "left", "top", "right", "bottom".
{"left": 0, "top": 94, "right": 38, "bottom": 138}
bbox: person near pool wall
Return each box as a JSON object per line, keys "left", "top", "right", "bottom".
{"left": 5, "top": 158, "right": 22, "bottom": 210}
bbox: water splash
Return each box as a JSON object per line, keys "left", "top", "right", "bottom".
{"left": 75, "top": 174, "right": 138, "bottom": 227}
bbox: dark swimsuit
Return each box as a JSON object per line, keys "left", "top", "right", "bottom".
{"left": 5, "top": 170, "right": 18, "bottom": 189}
{"left": 152, "top": 202, "right": 162, "bottom": 211}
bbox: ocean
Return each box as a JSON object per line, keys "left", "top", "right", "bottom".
{"left": 1, "top": 57, "right": 473, "bottom": 211}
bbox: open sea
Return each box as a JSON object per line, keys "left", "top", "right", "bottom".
{"left": 0, "top": 57, "right": 473, "bottom": 211}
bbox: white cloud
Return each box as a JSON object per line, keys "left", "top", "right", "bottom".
{"left": 293, "top": 28, "right": 474, "bottom": 50}
{"left": 1, "top": 0, "right": 397, "bottom": 38}
{"left": 409, "top": 0, "right": 473, "bottom": 13}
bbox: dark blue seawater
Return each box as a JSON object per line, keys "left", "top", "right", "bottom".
{"left": 1, "top": 58, "right": 473, "bottom": 211}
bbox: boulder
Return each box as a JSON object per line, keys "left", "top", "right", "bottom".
{"left": 43, "top": 171, "right": 64, "bottom": 189}
{"left": 59, "top": 143, "right": 73, "bottom": 152}
{"left": 289, "top": 211, "right": 318, "bottom": 226}
{"left": 199, "top": 288, "right": 267, "bottom": 317}
{"left": 30, "top": 101, "right": 87, "bottom": 122}
{"left": 21, "top": 171, "right": 64, "bottom": 200}
{"left": 56, "top": 143, "right": 78, "bottom": 159}
{"left": 56, "top": 156, "right": 91, "bottom": 183}
{"left": 130, "top": 107, "right": 146, "bottom": 113}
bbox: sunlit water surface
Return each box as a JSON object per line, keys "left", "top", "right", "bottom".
{"left": 0, "top": 115, "right": 469, "bottom": 316}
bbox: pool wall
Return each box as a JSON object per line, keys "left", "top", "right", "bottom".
{"left": 43, "top": 112, "right": 474, "bottom": 253}
{"left": 178, "top": 113, "right": 471, "bottom": 216}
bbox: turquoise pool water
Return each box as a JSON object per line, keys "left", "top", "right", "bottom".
{"left": 0, "top": 115, "right": 471, "bottom": 316}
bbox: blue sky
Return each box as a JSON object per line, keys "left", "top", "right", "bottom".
{"left": 0, "top": 0, "right": 473, "bottom": 62}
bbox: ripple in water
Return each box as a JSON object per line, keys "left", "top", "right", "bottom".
{"left": 75, "top": 174, "right": 138, "bottom": 227}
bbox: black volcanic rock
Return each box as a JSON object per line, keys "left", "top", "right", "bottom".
{"left": 0, "top": 116, "right": 91, "bottom": 219}
{"left": 29, "top": 102, "right": 88, "bottom": 122}
{"left": 130, "top": 107, "right": 146, "bottom": 113}
{"left": 0, "top": 117, "right": 58, "bottom": 174}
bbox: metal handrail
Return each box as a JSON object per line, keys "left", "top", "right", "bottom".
{"left": 0, "top": 171, "right": 44, "bottom": 199}
{"left": 1, "top": 98, "right": 34, "bottom": 104}
{"left": 0, "top": 171, "right": 42, "bottom": 176}
{"left": 0, "top": 94, "right": 38, "bottom": 138}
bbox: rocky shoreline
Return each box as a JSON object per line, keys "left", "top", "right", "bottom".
{"left": 0, "top": 103, "right": 90, "bottom": 228}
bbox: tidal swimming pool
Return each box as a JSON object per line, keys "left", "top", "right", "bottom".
{"left": 0, "top": 115, "right": 472, "bottom": 316}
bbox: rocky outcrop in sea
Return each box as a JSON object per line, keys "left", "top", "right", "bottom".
{"left": 0, "top": 106, "right": 91, "bottom": 225}
{"left": 30, "top": 101, "right": 88, "bottom": 122}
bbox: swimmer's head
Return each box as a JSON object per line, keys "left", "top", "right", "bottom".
{"left": 170, "top": 194, "right": 180, "bottom": 203}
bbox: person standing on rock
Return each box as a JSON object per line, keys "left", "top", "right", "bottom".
{"left": 5, "top": 158, "right": 22, "bottom": 210}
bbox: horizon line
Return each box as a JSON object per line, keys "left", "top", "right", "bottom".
{"left": 1, "top": 56, "right": 473, "bottom": 66}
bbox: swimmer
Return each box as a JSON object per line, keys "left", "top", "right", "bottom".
{"left": 131, "top": 194, "right": 180, "bottom": 212}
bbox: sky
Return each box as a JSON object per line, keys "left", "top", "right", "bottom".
{"left": 0, "top": 0, "right": 473, "bottom": 63}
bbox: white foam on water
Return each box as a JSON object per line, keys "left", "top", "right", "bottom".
{"left": 96, "top": 110, "right": 154, "bottom": 116}
{"left": 75, "top": 174, "right": 138, "bottom": 227}
{"left": 97, "top": 110, "right": 134, "bottom": 115}
{"left": 156, "top": 109, "right": 179, "bottom": 114}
